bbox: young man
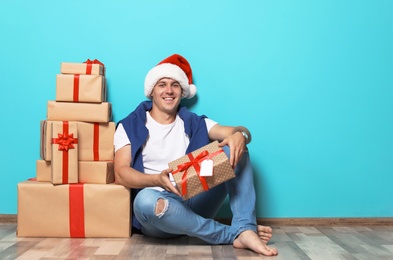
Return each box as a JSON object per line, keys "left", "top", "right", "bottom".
{"left": 114, "top": 54, "right": 278, "bottom": 256}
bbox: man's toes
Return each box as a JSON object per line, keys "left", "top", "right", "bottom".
{"left": 258, "top": 225, "right": 273, "bottom": 233}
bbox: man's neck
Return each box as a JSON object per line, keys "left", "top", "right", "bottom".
{"left": 149, "top": 109, "right": 177, "bottom": 124}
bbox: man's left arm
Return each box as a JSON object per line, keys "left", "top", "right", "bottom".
{"left": 208, "top": 124, "right": 252, "bottom": 167}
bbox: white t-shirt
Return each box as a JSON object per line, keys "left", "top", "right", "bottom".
{"left": 114, "top": 111, "right": 217, "bottom": 190}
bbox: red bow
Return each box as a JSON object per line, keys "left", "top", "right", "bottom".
{"left": 173, "top": 150, "right": 211, "bottom": 196}
{"left": 53, "top": 133, "right": 78, "bottom": 152}
{"left": 176, "top": 150, "right": 209, "bottom": 172}
{"left": 84, "top": 59, "right": 104, "bottom": 66}
{"left": 83, "top": 59, "right": 105, "bottom": 76}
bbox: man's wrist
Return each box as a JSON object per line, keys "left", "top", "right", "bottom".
{"left": 240, "top": 131, "right": 249, "bottom": 143}
{"left": 232, "top": 127, "right": 251, "bottom": 144}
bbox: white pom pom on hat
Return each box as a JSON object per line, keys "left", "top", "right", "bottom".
{"left": 144, "top": 54, "right": 197, "bottom": 99}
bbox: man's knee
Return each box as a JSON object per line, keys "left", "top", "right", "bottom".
{"left": 155, "top": 198, "right": 168, "bottom": 218}
{"left": 134, "top": 189, "right": 162, "bottom": 215}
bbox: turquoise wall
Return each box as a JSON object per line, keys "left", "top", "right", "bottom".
{"left": 1, "top": 1, "right": 392, "bottom": 218}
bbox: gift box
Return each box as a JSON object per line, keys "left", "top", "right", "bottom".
{"left": 36, "top": 160, "right": 51, "bottom": 182}
{"left": 56, "top": 74, "right": 106, "bottom": 103}
{"left": 60, "top": 60, "right": 105, "bottom": 76}
{"left": 51, "top": 121, "right": 78, "bottom": 184}
{"left": 40, "top": 120, "right": 115, "bottom": 161}
{"left": 36, "top": 160, "right": 114, "bottom": 184}
{"left": 169, "top": 141, "right": 235, "bottom": 200}
{"left": 17, "top": 180, "right": 131, "bottom": 238}
{"left": 47, "top": 101, "right": 112, "bottom": 123}
{"left": 77, "top": 121, "right": 115, "bottom": 161}
{"left": 78, "top": 161, "right": 114, "bottom": 184}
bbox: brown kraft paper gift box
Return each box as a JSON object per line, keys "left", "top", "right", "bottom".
{"left": 36, "top": 160, "right": 51, "bottom": 182}
{"left": 77, "top": 121, "right": 115, "bottom": 161}
{"left": 17, "top": 180, "right": 131, "bottom": 238}
{"left": 40, "top": 120, "right": 115, "bottom": 161}
{"left": 36, "top": 160, "right": 115, "bottom": 184}
{"left": 169, "top": 141, "right": 235, "bottom": 200}
{"left": 56, "top": 74, "right": 106, "bottom": 103}
{"left": 60, "top": 61, "right": 105, "bottom": 76}
{"left": 51, "top": 121, "right": 78, "bottom": 184}
{"left": 47, "top": 101, "right": 111, "bottom": 123}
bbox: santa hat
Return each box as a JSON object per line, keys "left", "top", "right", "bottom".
{"left": 144, "top": 54, "right": 197, "bottom": 99}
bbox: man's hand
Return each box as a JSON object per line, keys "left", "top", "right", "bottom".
{"left": 209, "top": 124, "right": 250, "bottom": 168}
{"left": 218, "top": 131, "right": 247, "bottom": 168}
{"left": 159, "top": 168, "right": 181, "bottom": 196}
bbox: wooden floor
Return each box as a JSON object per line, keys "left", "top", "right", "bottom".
{"left": 1, "top": 223, "right": 393, "bottom": 259}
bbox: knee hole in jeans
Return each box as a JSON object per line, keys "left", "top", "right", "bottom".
{"left": 155, "top": 198, "right": 168, "bottom": 218}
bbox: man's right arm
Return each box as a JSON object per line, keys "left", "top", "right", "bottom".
{"left": 114, "top": 144, "right": 180, "bottom": 195}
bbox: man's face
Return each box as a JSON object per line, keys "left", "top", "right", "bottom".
{"left": 150, "top": 78, "right": 183, "bottom": 114}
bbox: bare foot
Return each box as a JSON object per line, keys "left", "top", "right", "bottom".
{"left": 258, "top": 225, "right": 273, "bottom": 244}
{"left": 233, "top": 230, "right": 278, "bottom": 256}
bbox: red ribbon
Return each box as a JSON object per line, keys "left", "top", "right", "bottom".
{"left": 93, "top": 123, "right": 99, "bottom": 161}
{"left": 173, "top": 149, "right": 224, "bottom": 196}
{"left": 84, "top": 59, "right": 105, "bottom": 76}
{"left": 73, "top": 74, "right": 80, "bottom": 102}
{"left": 52, "top": 122, "right": 78, "bottom": 184}
{"left": 69, "top": 183, "right": 85, "bottom": 238}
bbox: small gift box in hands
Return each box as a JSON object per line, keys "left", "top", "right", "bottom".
{"left": 169, "top": 141, "right": 235, "bottom": 200}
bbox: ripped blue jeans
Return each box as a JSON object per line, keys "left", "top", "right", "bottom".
{"left": 133, "top": 146, "right": 257, "bottom": 245}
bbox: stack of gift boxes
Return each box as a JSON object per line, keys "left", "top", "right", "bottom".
{"left": 17, "top": 60, "right": 131, "bottom": 238}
